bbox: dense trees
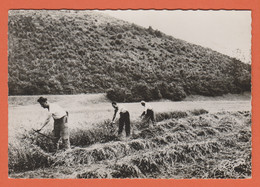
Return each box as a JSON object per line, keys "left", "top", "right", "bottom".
{"left": 8, "top": 10, "right": 251, "bottom": 101}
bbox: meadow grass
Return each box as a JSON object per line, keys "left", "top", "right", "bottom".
{"left": 8, "top": 109, "right": 251, "bottom": 179}
{"left": 8, "top": 93, "right": 251, "bottom": 178}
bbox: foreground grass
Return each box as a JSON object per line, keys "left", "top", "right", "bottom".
{"left": 8, "top": 110, "right": 251, "bottom": 179}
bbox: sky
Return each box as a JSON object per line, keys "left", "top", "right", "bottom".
{"left": 99, "top": 10, "right": 251, "bottom": 63}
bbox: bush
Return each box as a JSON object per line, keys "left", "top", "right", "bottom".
{"left": 130, "top": 82, "right": 153, "bottom": 102}
{"left": 106, "top": 83, "right": 165, "bottom": 102}
{"left": 157, "top": 82, "right": 186, "bottom": 101}
{"left": 150, "top": 86, "right": 162, "bottom": 100}
{"left": 106, "top": 87, "right": 129, "bottom": 102}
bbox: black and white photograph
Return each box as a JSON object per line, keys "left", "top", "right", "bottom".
{"left": 8, "top": 9, "right": 251, "bottom": 179}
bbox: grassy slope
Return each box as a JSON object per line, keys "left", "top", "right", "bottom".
{"left": 8, "top": 10, "right": 251, "bottom": 101}
{"left": 9, "top": 110, "right": 251, "bottom": 179}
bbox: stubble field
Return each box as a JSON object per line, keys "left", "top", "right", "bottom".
{"left": 8, "top": 93, "right": 251, "bottom": 178}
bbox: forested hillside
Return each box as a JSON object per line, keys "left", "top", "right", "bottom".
{"left": 8, "top": 10, "right": 251, "bottom": 101}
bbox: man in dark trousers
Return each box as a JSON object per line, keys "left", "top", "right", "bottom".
{"left": 37, "top": 97, "right": 70, "bottom": 151}
{"left": 140, "top": 101, "right": 155, "bottom": 125}
{"left": 111, "top": 101, "right": 131, "bottom": 138}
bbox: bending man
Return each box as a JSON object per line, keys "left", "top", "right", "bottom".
{"left": 140, "top": 101, "right": 155, "bottom": 125}
{"left": 37, "top": 97, "right": 70, "bottom": 150}
{"left": 111, "top": 102, "right": 131, "bottom": 138}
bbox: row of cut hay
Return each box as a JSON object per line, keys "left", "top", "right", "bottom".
{"left": 9, "top": 110, "right": 251, "bottom": 177}
{"left": 77, "top": 166, "right": 115, "bottom": 178}
{"left": 207, "top": 158, "right": 251, "bottom": 179}
{"left": 70, "top": 110, "right": 213, "bottom": 149}
{"left": 69, "top": 111, "right": 252, "bottom": 178}
{"left": 155, "top": 109, "right": 208, "bottom": 123}
{"left": 155, "top": 111, "right": 188, "bottom": 122}
{"left": 134, "top": 116, "right": 218, "bottom": 144}
{"left": 77, "top": 163, "right": 145, "bottom": 179}
{"left": 76, "top": 111, "right": 251, "bottom": 178}
{"left": 77, "top": 139, "right": 251, "bottom": 179}
{"left": 189, "top": 109, "right": 209, "bottom": 116}
{"left": 133, "top": 119, "right": 219, "bottom": 147}
{"left": 217, "top": 131, "right": 251, "bottom": 150}
{"left": 78, "top": 141, "right": 222, "bottom": 178}
{"left": 216, "top": 111, "right": 251, "bottom": 130}
{"left": 51, "top": 139, "right": 158, "bottom": 167}
{"left": 8, "top": 139, "right": 55, "bottom": 173}
{"left": 8, "top": 119, "right": 159, "bottom": 173}
{"left": 8, "top": 119, "right": 119, "bottom": 172}
{"left": 70, "top": 120, "right": 119, "bottom": 147}
{"left": 187, "top": 115, "right": 218, "bottom": 129}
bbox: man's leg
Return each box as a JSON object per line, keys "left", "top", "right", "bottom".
{"left": 150, "top": 110, "right": 155, "bottom": 124}
{"left": 147, "top": 109, "right": 155, "bottom": 124}
{"left": 125, "top": 112, "right": 131, "bottom": 137}
{"left": 60, "top": 115, "right": 70, "bottom": 150}
{"left": 118, "top": 114, "right": 124, "bottom": 137}
{"left": 142, "top": 113, "right": 150, "bottom": 128}
{"left": 53, "top": 119, "right": 61, "bottom": 151}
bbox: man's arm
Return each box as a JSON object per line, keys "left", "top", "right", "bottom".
{"left": 111, "top": 108, "right": 118, "bottom": 123}
{"left": 141, "top": 105, "right": 147, "bottom": 117}
{"left": 38, "top": 114, "right": 52, "bottom": 131}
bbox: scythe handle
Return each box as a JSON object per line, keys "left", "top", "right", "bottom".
{"left": 32, "top": 129, "right": 55, "bottom": 140}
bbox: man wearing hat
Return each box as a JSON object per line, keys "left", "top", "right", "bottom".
{"left": 37, "top": 97, "right": 70, "bottom": 150}
{"left": 140, "top": 101, "right": 155, "bottom": 125}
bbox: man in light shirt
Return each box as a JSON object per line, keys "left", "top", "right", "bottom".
{"left": 140, "top": 101, "right": 155, "bottom": 125}
{"left": 37, "top": 97, "right": 70, "bottom": 150}
{"left": 111, "top": 101, "right": 131, "bottom": 138}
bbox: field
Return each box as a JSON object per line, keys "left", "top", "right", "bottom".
{"left": 8, "top": 93, "right": 251, "bottom": 178}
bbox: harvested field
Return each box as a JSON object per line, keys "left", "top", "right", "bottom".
{"left": 8, "top": 95, "right": 251, "bottom": 178}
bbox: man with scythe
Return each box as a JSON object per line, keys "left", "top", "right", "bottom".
{"left": 140, "top": 101, "right": 155, "bottom": 126}
{"left": 111, "top": 101, "right": 131, "bottom": 138}
{"left": 36, "top": 97, "right": 70, "bottom": 151}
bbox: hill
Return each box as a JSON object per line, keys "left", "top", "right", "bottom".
{"left": 8, "top": 10, "right": 251, "bottom": 101}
